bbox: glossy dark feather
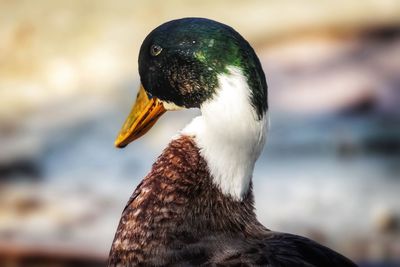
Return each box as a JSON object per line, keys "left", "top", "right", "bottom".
{"left": 108, "top": 136, "right": 357, "bottom": 267}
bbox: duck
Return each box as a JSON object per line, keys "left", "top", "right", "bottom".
{"left": 108, "top": 17, "right": 357, "bottom": 267}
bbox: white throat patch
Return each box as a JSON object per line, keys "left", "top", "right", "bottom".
{"left": 181, "top": 66, "right": 268, "bottom": 200}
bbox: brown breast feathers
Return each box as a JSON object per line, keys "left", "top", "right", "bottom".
{"left": 108, "top": 135, "right": 266, "bottom": 266}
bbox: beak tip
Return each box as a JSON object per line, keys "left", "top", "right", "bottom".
{"left": 114, "top": 139, "right": 127, "bottom": 149}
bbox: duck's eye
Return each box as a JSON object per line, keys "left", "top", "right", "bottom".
{"left": 150, "top": 44, "right": 162, "bottom": 56}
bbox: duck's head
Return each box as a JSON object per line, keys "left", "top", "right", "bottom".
{"left": 115, "top": 17, "right": 268, "bottom": 148}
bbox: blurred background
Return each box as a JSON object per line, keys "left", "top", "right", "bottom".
{"left": 1, "top": 0, "right": 400, "bottom": 266}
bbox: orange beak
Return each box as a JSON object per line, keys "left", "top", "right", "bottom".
{"left": 114, "top": 85, "right": 166, "bottom": 148}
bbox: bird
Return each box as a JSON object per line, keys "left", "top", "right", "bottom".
{"left": 108, "top": 17, "right": 358, "bottom": 267}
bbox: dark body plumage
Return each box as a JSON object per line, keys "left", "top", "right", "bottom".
{"left": 108, "top": 136, "right": 357, "bottom": 267}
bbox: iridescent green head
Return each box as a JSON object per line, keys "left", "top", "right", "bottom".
{"left": 138, "top": 17, "right": 268, "bottom": 118}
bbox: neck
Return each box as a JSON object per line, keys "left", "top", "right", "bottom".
{"left": 109, "top": 136, "right": 268, "bottom": 266}
{"left": 182, "top": 66, "right": 268, "bottom": 200}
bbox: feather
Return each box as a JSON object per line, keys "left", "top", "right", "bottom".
{"left": 108, "top": 136, "right": 357, "bottom": 267}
